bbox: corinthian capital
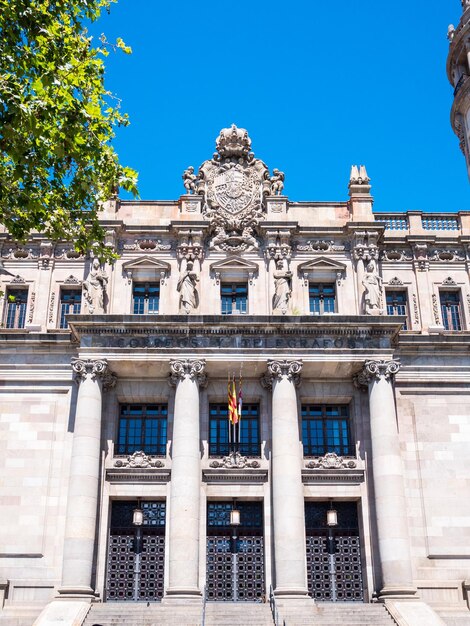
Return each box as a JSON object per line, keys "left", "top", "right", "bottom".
{"left": 71, "top": 358, "right": 117, "bottom": 390}
{"left": 263, "top": 359, "right": 302, "bottom": 388}
{"left": 169, "top": 359, "right": 207, "bottom": 387}
{"left": 355, "top": 359, "right": 400, "bottom": 387}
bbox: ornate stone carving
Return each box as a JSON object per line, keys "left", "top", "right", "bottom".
{"left": 429, "top": 248, "right": 465, "bottom": 262}
{"left": 188, "top": 125, "right": 284, "bottom": 252}
{"left": 64, "top": 275, "right": 81, "bottom": 285}
{"left": 11, "top": 275, "right": 25, "bottom": 284}
{"left": 83, "top": 257, "right": 107, "bottom": 314}
{"left": 413, "top": 293, "right": 420, "bottom": 325}
{"left": 352, "top": 231, "right": 379, "bottom": 263}
{"left": 48, "top": 292, "right": 56, "bottom": 324}
{"left": 297, "top": 240, "right": 334, "bottom": 252}
{"left": 362, "top": 259, "right": 383, "bottom": 315}
{"left": 169, "top": 359, "right": 207, "bottom": 387}
{"left": 27, "top": 292, "right": 35, "bottom": 324}
{"left": 387, "top": 276, "right": 403, "bottom": 286}
{"left": 114, "top": 451, "right": 165, "bottom": 468}
{"left": 71, "top": 358, "right": 117, "bottom": 389}
{"left": 177, "top": 260, "right": 199, "bottom": 314}
{"left": 432, "top": 294, "right": 440, "bottom": 324}
{"left": 209, "top": 451, "right": 260, "bottom": 469}
{"left": 264, "top": 359, "right": 302, "bottom": 387}
{"left": 442, "top": 276, "right": 457, "bottom": 285}
{"left": 270, "top": 169, "right": 285, "bottom": 195}
{"left": 355, "top": 359, "right": 401, "bottom": 387}
{"left": 272, "top": 259, "right": 292, "bottom": 314}
{"left": 135, "top": 238, "right": 172, "bottom": 252}
{"left": 412, "top": 243, "right": 429, "bottom": 271}
{"left": 381, "top": 248, "right": 413, "bottom": 262}
{"left": 182, "top": 166, "right": 197, "bottom": 194}
{"left": 305, "top": 453, "right": 357, "bottom": 470}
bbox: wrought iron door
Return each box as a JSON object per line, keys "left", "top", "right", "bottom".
{"left": 305, "top": 502, "right": 364, "bottom": 602}
{"left": 206, "top": 502, "right": 264, "bottom": 601}
{"left": 106, "top": 501, "right": 166, "bottom": 602}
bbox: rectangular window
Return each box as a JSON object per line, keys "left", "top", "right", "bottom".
{"left": 5, "top": 288, "right": 28, "bottom": 329}
{"left": 440, "top": 291, "right": 462, "bottom": 330}
{"left": 221, "top": 283, "right": 248, "bottom": 315}
{"left": 59, "top": 289, "right": 82, "bottom": 329}
{"left": 386, "top": 290, "right": 408, "bottom": 330}
{"left": 309, "top": 283, "right": 335, "bottom": 314}
{"left": 117, "top": 404, "right": 167, "bottom": 456}
{"left": 209, "top": 403, "right": 260, "bottom": 457}
{"left": 301, "top": 405, "right": 352, "bottom": 456}
{"left": 133, "top": 282, "right": 160, "bottom": 314}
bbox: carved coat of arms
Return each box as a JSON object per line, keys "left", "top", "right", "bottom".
{"left": 182, "top": 125, "right": 284, "bottom": 252}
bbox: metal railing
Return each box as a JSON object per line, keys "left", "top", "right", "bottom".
{"left": 269, "top": 585, "right": 286, "bottom": 626}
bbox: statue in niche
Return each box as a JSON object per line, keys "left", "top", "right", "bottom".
{"left": 83, "top": 257, "right": 107, "bottom": 314}
{"left": 182, "top": 166, "right": 197, "bottom": 194}
{"left": 177, "top": 260, "right": 199, "bottom": 314}
{"left": 272, "top": 259, "right": 292, "bottom": 315}
{"left": 270, "top": 168, "right": 285, "bottom": 195}
{"left": 362, "top": 259, "right": 383, "bottom": 314}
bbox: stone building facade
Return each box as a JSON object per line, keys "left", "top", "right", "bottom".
{"left": 0, "top": 125, "right": 470, "bottom": 626}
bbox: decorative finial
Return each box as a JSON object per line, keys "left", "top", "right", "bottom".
{"left": 448, "top": 24, "right": 456, "bottom": 42}
{"left": 349, "top": 165, "right": 370, "bottom": 185}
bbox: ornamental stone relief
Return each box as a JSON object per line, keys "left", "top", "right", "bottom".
{"left": 182, "top": 125, "right": 285, "bottom": 253}
{"left": 114, "top": 451, "right": 165, "bottom": 468}
{"left": 119, "top": 238, "right": 172, "bottom": 252}
{"left": 71, "top": 358, "right": 117, "bottom": 390}
{"left": 354, "top": 359, "right": 401, "bottom": 388}
{"left": 209, "top": 451, "right": 260, "bottom": 469}
{"left": 261, "top": 359, "right": 303, "bottom": 388}
{"left": 296, "top": 240, "right": 348, "bottom": 253}
{"left": 305, "top": 453, "right": 357, "bottom": 470}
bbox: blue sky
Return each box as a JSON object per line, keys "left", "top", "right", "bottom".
{"left": 91, "top": 0, "right": 469, "bottom": 212}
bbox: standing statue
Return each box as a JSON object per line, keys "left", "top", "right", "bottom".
{"left": 270, "top": 169, "right": 285, "bottom": 195}
{"left": 177, "top": 261, "right": 199, "bottom": 314}
{"left": 272, "top": 260, "right": 292, "bottom": 315}
{"left": 182, "top": 166, "right": 197, "bottom": 194}
{"left": 83, "top": 257, "right": 107, "bottom": 314}
{"left": 362, "top": 260, "right": 383, "bottom": 314}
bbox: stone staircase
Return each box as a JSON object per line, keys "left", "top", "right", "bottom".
{"left": 279, "top": 602, "right": 397, "bottom": 626}
{"left": 82, "top": 601, "right": 275, "bottom": 626}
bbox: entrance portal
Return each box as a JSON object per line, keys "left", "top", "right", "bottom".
{"left": 305, "top": 501, "right": 364, "bottom": 602}
{"left": 206, "top": 502, "right": 264, "bottom": 601}
{"left": 106, "top": 501, "right": 166, "bottom": 602}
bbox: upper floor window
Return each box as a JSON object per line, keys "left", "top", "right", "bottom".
{"left": 221, "top": 283, "right": 248, "bottom": 315}
{"left": 59, "top": 289, "right": 82, "bottom": 329}
{"left": 440, "top": 291, "right": 462, "bottom": 331}
{"left": 309, "top": 283, "right": 335, "bottom": 314}
{"left": 386, "top": 290, "right": 408, "bottom": 330}
{"left": 301, "top": 405, "right": 352, "bottom": 457}
{"left": 209, "top": 403, "right": 260, "bottom": 457}
{"left": 5, "top": 288, "right": 28, "bottom": 329}
{"left": 117, "top": 404, "right": 167, "bottom": 456}
{"left": 133, "top": 282, "right": 160, "bottom": 315}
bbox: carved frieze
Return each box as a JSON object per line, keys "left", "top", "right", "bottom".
{"left": 209, "top": 451, "right": 260, "bottom": 469}
{"left": 428, "top": 248, "right": 465, "bottom": 262}
{"left": 381, "top": 248, "right": 413, "bottom": 262}
{"left": 432, "top": 294, "right": 440, "bottom": 324}
{"left": 305, "top": 453, "right": 357, "bottom": 470}
{"left": 413, "top": 293, "right": 420, "bottom": 325}
{"left": 27, "top": 292, "right": 35, "bottom": 324}
{"left": 114, "top": 451, "right": 165, "bottom": 468}
{"left": 119, "top": 239, "right": 172, "bottom": 253}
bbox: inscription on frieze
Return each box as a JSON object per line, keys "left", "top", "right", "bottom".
{"left": 85, "top": 332, "right": 390, "bottom": 351}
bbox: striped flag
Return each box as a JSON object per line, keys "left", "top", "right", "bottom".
{"left": 228, "top": 377, "right": 238, "bottom": 425}
{"left": 238, "top": 375, "right": 243, "bottom": 421}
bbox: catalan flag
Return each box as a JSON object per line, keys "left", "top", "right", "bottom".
{"left": 228, "top": 377, "right": 239, "bottom": 425}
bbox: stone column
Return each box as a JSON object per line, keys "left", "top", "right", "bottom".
{"left": 165, "top": 359, "right": 206, "bottom": 600}
{"left": 59, "top": 358, "right": 116, "bottom": 597}
{"left": 263, "top": 360, "right": 309, "bottom": 600}
{"left": 356, "top": 359, "right": 416, "bottom": 599}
